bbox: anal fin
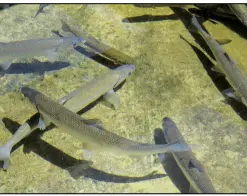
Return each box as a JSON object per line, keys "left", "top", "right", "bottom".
{"left": 103, "top": 89, "right": 120, "bottom": 109}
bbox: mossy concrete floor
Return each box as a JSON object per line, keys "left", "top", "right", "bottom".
{"left": 0, "top": 4, "right": 247, "bottom": 193}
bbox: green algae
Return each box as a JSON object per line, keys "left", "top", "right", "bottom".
{"left": 0, "top": 4, "right": 247, "bottom": 193}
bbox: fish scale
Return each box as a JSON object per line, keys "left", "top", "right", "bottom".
{"left": 162, "top": 117, "right": 216, "bottom": 193}
{"left": 22, "top": 86, "right": 191, "bottom": 157}
{"left": 0, "top": 65, "right": 135, "bottom": 170}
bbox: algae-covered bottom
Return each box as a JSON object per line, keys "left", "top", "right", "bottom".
{"left": 0, "top": 4, "right": 247, "bottom": 193}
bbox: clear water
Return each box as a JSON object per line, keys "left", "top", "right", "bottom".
{"left": 0, "top": 4, "right": 247, "bottom": 193}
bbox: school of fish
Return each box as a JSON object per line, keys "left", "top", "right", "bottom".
{"left": 1, "top": 3, "right": 247, "bottom": 193}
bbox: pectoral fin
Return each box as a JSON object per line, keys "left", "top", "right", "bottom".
{"left": 103, "top": 90, "right": 120, "bottom": 109}
{"left": 82, "top": 118, "right": 105, "bottom": 130}
{"left": 0, "top": 61, "right": 12, "bottom": 70}
{"left": 216, "top": 38, "right": 232, "bottom": 45}
{"left": 211, "top": 65, "right": 223, "bottom": 74}
{"left": 38, "top": 114, "right": 50, "bottom": 130}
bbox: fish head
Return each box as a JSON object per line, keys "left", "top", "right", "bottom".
{"left": 113, "top": 64, "right": 135, "bottom": 86}
{"left": 21, "top": 86, "right": 40, "bottom": 105}
{"left": 162, "top": 117, "right": 177, "bottom": 133}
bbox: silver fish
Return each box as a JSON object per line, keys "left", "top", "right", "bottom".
{"left": 0, "top": 36, "right": 85, "bottom": 70}
{"left": 161, "top": 117, "right": 216, "bottom": 193}
{"left": 60, "top": 64, "right": 136, "bottom": 111}
{"left": 0, "top": 65, "right": 134, "bottom": 170}
{"left": 229, "top": 4, "right": 247, "bottom": 27}
{"left": 189, "top": 15, "right": 247, "bottom": 106}
{"left": 21, "top": 87, "right": 190, "bottom": 158}
{"left": 154, "top": 128, "right": 190, "bottom": 193}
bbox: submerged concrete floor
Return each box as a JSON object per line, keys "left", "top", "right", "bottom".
{"left": 0, "top": 4, "right": 247, "bottom": 193}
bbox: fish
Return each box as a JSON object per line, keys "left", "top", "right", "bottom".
{"left": 228, "top": 4, "right": 247, "bottom": 27}
{"left": 182, "top": 4, "right": 239, "bottom": 24}
{"left": 60, "top": 64, "right": 136, "bottom": 110}
{"left": 161, "top": 117, "right": 216, "bottom": 193}
{"left": 153, "top": 128, "right": 191, "bottom": 193}
{"left": 0, "top": 35, "right": 85, "bottom": 71}
{"left": 0, "top": 65, "right": 135, "bottom": 170}
{"left": 34, "top": 4, "right": 49, "bottom": 18}
{"left": 60, "top": 20, "right": 134, "bottom": 64}
{"left": 21, "top": 87, "right": 191, "bottom": 158}
{"left": 188, "top": 15, "right": 247, "bottom": 106}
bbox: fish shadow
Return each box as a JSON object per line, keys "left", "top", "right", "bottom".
{"left": 1, "top": 61, "right": 71, "bottom": 76}
{"left": 2, "top": 118, "right": 166, "bottom": 183}
{"left": 171, "top": 7, "right": 247, "bottom": 120}
{"left": 153, "top": 128, "right": 190, "bottom": 193}
{"left": 172, "top": 7, "right": 216, "bottom": 60}
{"left": 188, "top": 7, "right": 247, "bottom": 40}
{"left": 122, "top": 14, "right": 179, "bottom": 23}
{"left": 52, "top": 31, "right": 123, "bottom": 69}
{"left": 209, "top": 15, "right": 247, "bottom": 40}
{"left": 0, "top": 48, "right": 123, "bottom": 78}
{"left": 74, "top": 46, "right": 122, "bottom": 69}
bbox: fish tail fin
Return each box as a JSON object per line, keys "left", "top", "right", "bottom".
{"left": 0, "top": 144, "right": 11, "bottom": 170}
{"left": 60, "top": 20, "right": 78, "bottom": 37}
{"left": 187, "top": 15, "right": 204, "bottom": 34}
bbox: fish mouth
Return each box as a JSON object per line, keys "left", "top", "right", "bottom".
{"left": 21, "top": 86, "right": 39, "bottom": 105}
